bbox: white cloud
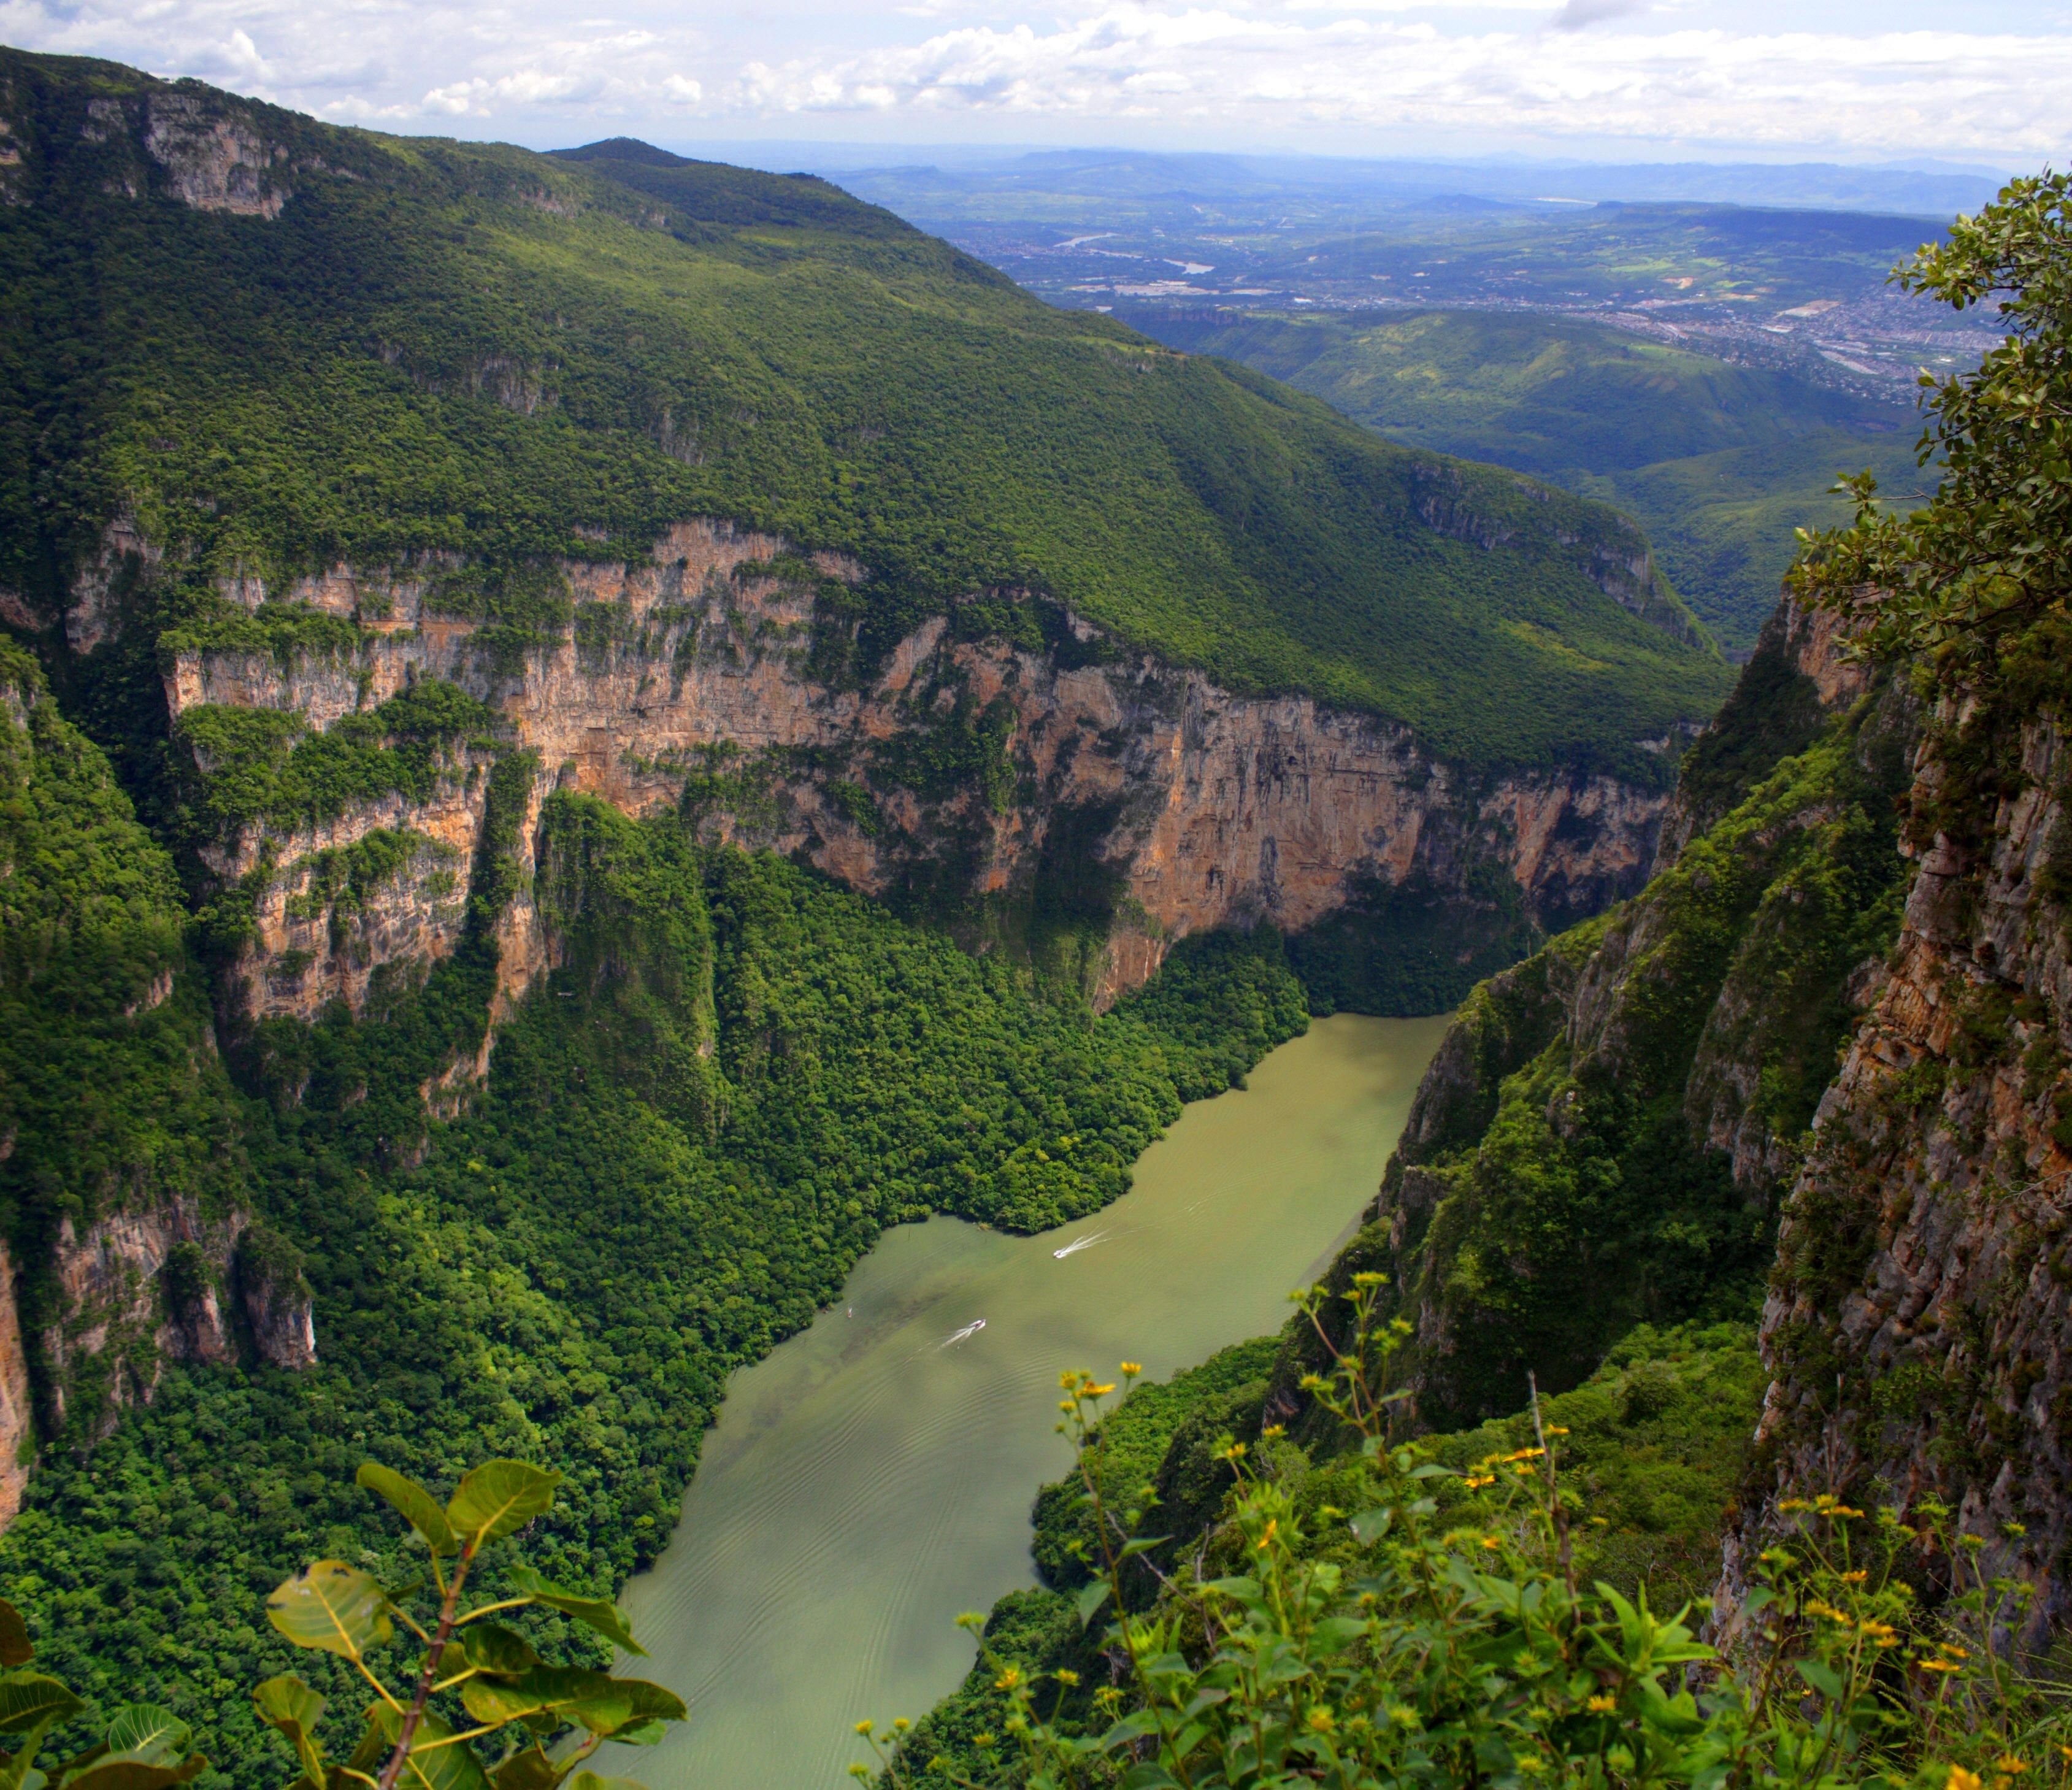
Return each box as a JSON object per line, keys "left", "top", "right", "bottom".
{"left": 0, "top": 0, "right": 2059, "bottom": 160}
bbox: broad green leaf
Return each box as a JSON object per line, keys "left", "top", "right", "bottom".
{"left": 0, "top": 1680, "right": 85, "bottom": 1736}
{"left": 455, "top": 1624, "right": 537, "bottom": 1677}
{"left": 366, "top": 1705, "right": 491, "bottom": 1790}
{"left": 0, "top": 1600, "right": 31, "bottom": 1669}
{"left": 611, "top": 1721, "right": 666, "bottom": 1748}
{"left": 1346, "top": 1509, "right": 1391, "bottom": 1545}
{"left": 1796, "top": 1658, "right": 1846, "bottom": 1702}
{"left": 504, "top": 1568, "right": 644, "bottom": 1657}
{"left": 252, "top": 1677, "right": 326, "bottom": 1784}
{"left": 446, "top": 1462, "right": 559, "bottom": 1546}
{"left": 102, "top": 1710, "right": 190, "bottom": 1767}
{"left": 461, "top": 1669, "right": 684, "bottom": 1738}
{"left": 267, "top": 1564, "right": 392, "bottom": 1661}
{"left": 1075, "top": 1580, "right": 1111, "bottom": 1628}
{"left": 55, "top": 1757, "right": 206, "bottom": 1790}
{"left": 0, "top": 1715, "right": 58, "bottom": 1790}
{"left": 357, "top": 1465, "right": 457, "bottom": 1556}
{"left": 489, "top": 1749, "right": 561, "bottom": 1790}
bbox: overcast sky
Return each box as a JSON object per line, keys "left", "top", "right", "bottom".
{"left": 1, "top": 0, "right": 2063, "bottom": 167}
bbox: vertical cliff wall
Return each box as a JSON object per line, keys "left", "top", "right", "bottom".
{"left": 1733, "top": 681, "right": 2072, "bottom": 1640}
{"left": 146, "top": 518, "right": 1683, "bottom": 1037}
{"left": 0, "top": 642, "right": 315, "bottom": 1504}
{"left": 1327, "top": 599, "right": 1916, "bottom": 1429}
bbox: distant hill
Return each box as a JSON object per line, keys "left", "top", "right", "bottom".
{"left": 1130, "top": 307, "right": 1928, "bottom": 653}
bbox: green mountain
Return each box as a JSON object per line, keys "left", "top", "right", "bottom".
{"left": 0, "top": 50, "right": 1725, "bottom": 774}
{"left": 1130, "top": 307, "right": 1927, "bottom": 652}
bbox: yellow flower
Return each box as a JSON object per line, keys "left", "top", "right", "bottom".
{"left": 1503, "top": 1447, "right": 1546, "bottom": 1462}
{"left": 1916, "top": 1659, "right": 1960, "bottom": 1673}
{"left": 1947, "top": 1767, "right": 1983, "bottom": 1790}
{"left": 1545, "top": 1426, "right": 1570, "bottom": 1436}
{"left": 1840, "top": 1569, "right": 1868, "bottom": 1583}
{"left": 1119, "top": 1361, "right": 1142, "bottom": 1376}
{"left": 1307, "top": 1707, "right": 1337, "bottom": 1734}
{"left": 1055, "top": 1669, "right": 1080, "bottom": 1687}
{"left": 994, "top": 1667, "right": 1021, "bottom": 1691}
{"left": 1995, "top": 1757, "right": 2028, "bottom": 1775}
{"left": 893, "top": 1718, "right": 910, "bottom": 1733}
{"left": 1465, "top": 1474, "right": 1495, "bottom": 1490}
{"left": 1587, "top": 1696, "right": 1617, "bottom": 1714}
{"left": 854, "top": 1720, "right": 875, "bottom": 1736}
{"left": 1087, "top": 1382, "right": 1116, "bottom": 1397}
{"left": 1388, "top": 1705, "right": 1421, "bottom": 1729}
{"left": 1256, "top": 1518, "right": 1280, "bottom": 1550}
{"left": 1262, "top": 1424, "right": 1287, "bottom": 1440}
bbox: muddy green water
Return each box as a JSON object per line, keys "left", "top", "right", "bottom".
{"left": 610, "top": 1013, "right": 1448, "bottom": 1789}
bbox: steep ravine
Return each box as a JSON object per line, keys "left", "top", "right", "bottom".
{"left": 148, "top": 517, "right": 1679, "bottom": 1035}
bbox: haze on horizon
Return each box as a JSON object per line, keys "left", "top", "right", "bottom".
{"left": 0, "top": 0, "right": 2061, "bottom": 174}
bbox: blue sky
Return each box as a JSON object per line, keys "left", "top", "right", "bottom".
{"left": 1, "top": 0, "right": 2064, "bottom": 167}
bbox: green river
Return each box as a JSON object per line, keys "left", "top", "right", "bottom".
{"left": 611, "top": 1012, "right": 1449, "bottom": 1788}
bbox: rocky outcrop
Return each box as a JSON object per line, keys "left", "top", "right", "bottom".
{"left": 143, "top": 90, "right": 294, "bottom": 218}
{"left": 0, "top": 1244, "right": 31, "bottom": 1524}
{"left": 1731, "top": 696, "right": 2072, "bottom": 1643}
{"left": 1351, "top": 596, "right": 1917, "bottom": 1429}
{"left": 155, "top": 519, "right": 1681, "bottom": 1032}
{"left": 38, "top": 1202, "right": 317, "bottom": 1443}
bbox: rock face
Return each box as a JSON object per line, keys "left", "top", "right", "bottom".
{"left": 1353, "top": 595, "right": 1915, "bottom": 1429}
{"left": 37, "top": 1202, "right": 313, "bottom": 1442}
{"left": 1731, "top": 689, "right": 2072, "bottom": 1642}
{"left": 155, "top": 518, "right": 1682, "bottom": 1031}
{"left": 0, "top": 1245, "right": 31, "bottom": 1524}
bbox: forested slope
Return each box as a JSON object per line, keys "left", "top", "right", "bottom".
{"left": 0, "top": 643, "right": 1313, "bottom": 1779}
{"left": 0, "top": 48, "right": 1726, "bottom": 773}
{"left": 1134, "top": 307, "right": 1924, "bottom": 653}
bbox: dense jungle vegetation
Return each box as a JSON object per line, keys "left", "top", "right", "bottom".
{"left": 1132, "top": 307, "right": 1925, "bottom": 653}
{"left": 0, "top": 643, "right": 1311, "bottom": 1784}
{"left": 0, "top": 48, "right": 1728, "bottom": 777}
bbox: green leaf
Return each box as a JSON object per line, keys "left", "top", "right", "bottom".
{"left": 366, "top": 1705, "right": 491, "bottom": 1790}
{"left": 611, "top": 1721, "right": 666, "bottom": 1748}
{"left": 0, "top": 1600, "right": 32, "bottom": 1669}
{"left": 0, "top": 1680, "right": 85, "bottom": 1737}
{"left": 252, "top": 1677, "right": 327, "bottom": 1785}
{"left": 1075, "top": 1580, "right": 1111, "bottom": 1628}
{"left": 0, "top": 1716, "right": 58, "bottom": 1790}
{"left": 456, "top": 1624, "right": 537, "bottom": 1677}
{"left": 503, "top": 1567, "right": 644, "bottom": 1657}
{"left": 267, "top": 1564, "right": 392, "bottom": 1661}
{"left": 565, "top": 1777, "right": 647, "bottom": 1790}
{"left": 357, "top": 1464, "right": 458, "bottom": 1556}
{"left": 1346, "top": 1510, "right": 1391, "bottom": 1545}
{"left": 55, "top": 1758, "right": 207, "bottom": 1790}
{"left": 101, "top": 1710, "right": 190, "bottom": 1767}
{"left": 1796, "top": 1659, "right": 1846, "bottom": 1702}
{"left": 446, "top": 1462, "right": 560, "bottom": 1546}
{"left": 489, "top": 1750, "right": 561, "bottom": 1790}
{"left": 460, "top": 1669, "right": 684, "bottom": 1739}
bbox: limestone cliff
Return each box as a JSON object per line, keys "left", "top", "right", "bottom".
{"left": 1332, "top": 596, "right": 1916, "bottom": 1429}
{"left": 0, "top": 642, "right": 315, "bottom": 1515}
{"left": 147, "top": 518, "right": 1679, "bottom": 1038}
{"left": 1730, "top": 682, "right": 2072, "bottom": 1642}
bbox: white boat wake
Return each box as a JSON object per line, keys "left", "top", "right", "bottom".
{"left": 939, "top": 1319, "right": 987, "bottom": 1348}
{"left": 1051, "top": 1232, "right": 1108, "bottom": 1260}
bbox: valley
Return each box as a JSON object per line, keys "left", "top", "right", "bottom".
{"left": 2, "top": 35, "right": 2071, "bottom": 1790}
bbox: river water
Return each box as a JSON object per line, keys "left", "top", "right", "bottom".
{"left": 611, "top": 1012, "right": 1449, "bottom": 1789}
